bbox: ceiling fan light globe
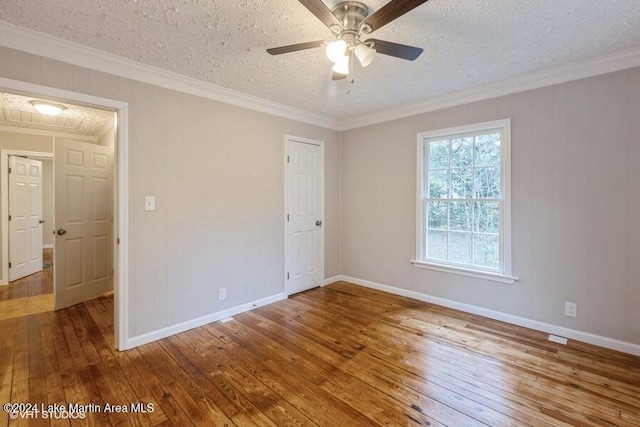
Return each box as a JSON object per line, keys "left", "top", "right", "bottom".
{"left": 325, "top": 39, "right": 347, "bottom": 63}
{"left": 355, "top": 43, "right": 376, "bottom": 67}
{"left": 331, "top": 56, "right": 350, "bottom": 75}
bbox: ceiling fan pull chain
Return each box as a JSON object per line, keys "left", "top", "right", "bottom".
{"left": 346, "top": 53, "right": 355, "bottom": 95}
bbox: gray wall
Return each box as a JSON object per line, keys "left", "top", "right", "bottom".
{"left": 341, "top": 68, "right": 640, "bottom": 346}
{"left": 0, "top": 46, "right": 341, "bottom": 339}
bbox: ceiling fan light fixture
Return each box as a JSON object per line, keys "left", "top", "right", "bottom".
{"left": 331, "top": 55, "right": 350, "bottom": 75}
{"left": 267, "top": 0, "right": 427, "bottom": 81}
{"left": 325, "top": 39, "right": 347, "bottom": 63}
{"left": 29, "top": 100, "right": 66, "bottom": 116}
{"left": 355, "top": 43, "right": 376, "bottom": 67}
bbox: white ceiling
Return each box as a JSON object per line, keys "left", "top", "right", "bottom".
{"left": 1, "top": 0, "right": 640, "bottom": 120}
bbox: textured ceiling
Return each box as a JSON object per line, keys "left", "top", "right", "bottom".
{"left": 0, "top": 92, "right": 114, "bottom": 137}
{"left": 1, "top": 1, "right": 640, "bottom": 119}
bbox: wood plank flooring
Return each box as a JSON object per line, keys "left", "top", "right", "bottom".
{"left": 0, "top": 249, "right": 54, "bottom": 321}
{"left": 1, "top": 281, "right": 639, "bottom": 426}
{"left": 0, "top": 249, "right": 53, "bottom": 302}
{"left": 0, "top": 269, "right": 53, "bottom": 302}
{"left": 0, "top": 294, "right": 53, "bottom": 321}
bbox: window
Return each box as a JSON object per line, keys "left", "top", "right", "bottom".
{"left": 413, "top": 119, "right": 515, "bottom": 283}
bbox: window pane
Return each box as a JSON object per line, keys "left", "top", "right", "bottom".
{"left": 474, "top": 234, "right": 499, "bottom": 269}
{"left": 449, "top": 232, "right": 471, "bottom": 264}
{"left": 449, "top": 201, "right": 472, "bottom": 231}
{"left": 421, "top": 121, "right": 509, "bottom": 275}
{"left": 474, "top": 133, "right": 501, "bottom": 166}
{"left": 451, "top": 168, "right": 473, "bottom": 198}
{"left": 427, "top": 230, "right": 448, "bottom": 261}
{"left": 474, "top": 202, "right": 499, "bottom": 233}
{"left": 451, "top": 137, "right": 473, "bottom": 168}
{"left": 474, "top": 167, "right": 500, "bottom": 199}
{"left": 429, "top": 140, "right": 449, "bottom": 169}
{"left": 427, "top": 201, "right": 447, "bottom": 230}
{"left": 428, "top": 170, "right": 449, "bottom": 198}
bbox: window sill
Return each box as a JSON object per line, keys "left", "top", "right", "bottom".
{"left": 410, "top": 260, "right": 519, "bottom": 284}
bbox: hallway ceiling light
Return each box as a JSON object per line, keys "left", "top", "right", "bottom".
{"left": 29, "top": 100, "right": 66, "bottom": 116}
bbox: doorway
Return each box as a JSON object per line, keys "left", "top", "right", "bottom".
{"left": 1, "top": 137, "right": 115, "bottom": 308}
{"left": 7, "top": 154, "right": 46, "bottom": 282}
{"left": 0, "top": 76, "right": 129, "bottom": 349}
{"left": 284, "top": 135, "right": 325, "bottom": 296}
{"left": 0, "top": 151, "right": 53, "bottom": 320}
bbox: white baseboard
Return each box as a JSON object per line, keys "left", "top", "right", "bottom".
{"left": 122, "top": 275, "right": 640, "bottom": 356}
{"left": 123, "top": 292, "right": 287, "bottom": 350}
{"left": 331, "top": 275, "right": 640, "bottom": 357}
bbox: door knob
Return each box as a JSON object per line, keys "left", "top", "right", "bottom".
{"left": 316, "top": 220, "right": 323, "bottom": 227}
{"left": 39, "top": 219, "right": 45, "bottom": 224}
{"left": 56, "top": 229, "right": 67, "bottom": 235}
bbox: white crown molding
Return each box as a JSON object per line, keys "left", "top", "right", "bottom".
{"left": 0, "top": 124, "right": 97, "bottom": 142}
{"left": 3, "top": 21, "right": 640, "bottom": 134}
{"left": 0, "top": 21, "right": 340, "bottom": 131}
{"left": 339, "top": 46, "right": 640, "bottom": 130}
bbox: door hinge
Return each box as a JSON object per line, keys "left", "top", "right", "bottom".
{"left": 8, "top": 215, "right": 11, "bottom": 221}
{"left": 117, "top": 237, "right": 120, "bottom": 244}
{"left": 287, "top": 272, "right": 289, "bottom": 280}
{"left": 287, "top": 213, "right": 289, "bottom": 222}
{"left": 8, "top": 262, "right": 11, "bottom": 268}
{"left": 8, "top": 167, "right": 11, "bottom": 174}
{"left": 287, "top": 155, "right": 290, "bottom": 163}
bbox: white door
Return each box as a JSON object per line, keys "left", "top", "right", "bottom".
{"left": 8, "top": 156, "right": 43, "bottom": 281}
{"left": 285, "top": 137, "right": 324, "bottom": 295}
{"left": 54, "top": 138, "right": 113, "bottom": 310}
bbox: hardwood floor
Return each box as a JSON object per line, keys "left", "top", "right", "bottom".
{"left": 0, "top": 294, "right": 53, "bottom": 321}
{"left": 1, "top": 281, "right": 639, "bottom": 426}
{"left": 0, "top": 249, "right": 54, "bottom": 320}
{"left": 0, "top": 249, "right": 53, "bottom": 302}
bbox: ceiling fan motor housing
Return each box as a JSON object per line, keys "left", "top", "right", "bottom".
{"left": 331, "top": 1, "right": 370, "bottom": 47}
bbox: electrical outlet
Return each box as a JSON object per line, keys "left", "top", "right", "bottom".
{"left": 565, "top": 302, "right": 577, "bottom": 318}
{"left": 219, "top": 288, "right": 226, "bottom": 301}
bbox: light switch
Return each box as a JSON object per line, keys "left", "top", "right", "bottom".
{"left": 144, "top": 196, "right": 156, "bottom": 211}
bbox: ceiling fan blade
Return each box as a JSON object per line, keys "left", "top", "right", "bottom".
{"left": 267, "top": 40, "right": 325, "bottom": 55}
{"left": 365, "top": 39, "right": 423, "bottom": 61}
{"left": 332, "top": 72, "right": 347, "bottom": 80}
{"left": 361, "top": 0, "right": 429, "bottom": 32}
{"left": 298, "top": 0, "right": 342, "bottom": 29}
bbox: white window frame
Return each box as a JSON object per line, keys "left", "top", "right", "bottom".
{"left": 411, "top": 119, "right": 518, "bottom": 284}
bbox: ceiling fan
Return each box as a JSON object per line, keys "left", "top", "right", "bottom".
{"left": 267, "top": 0, "right": 429, "bottom": 80}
